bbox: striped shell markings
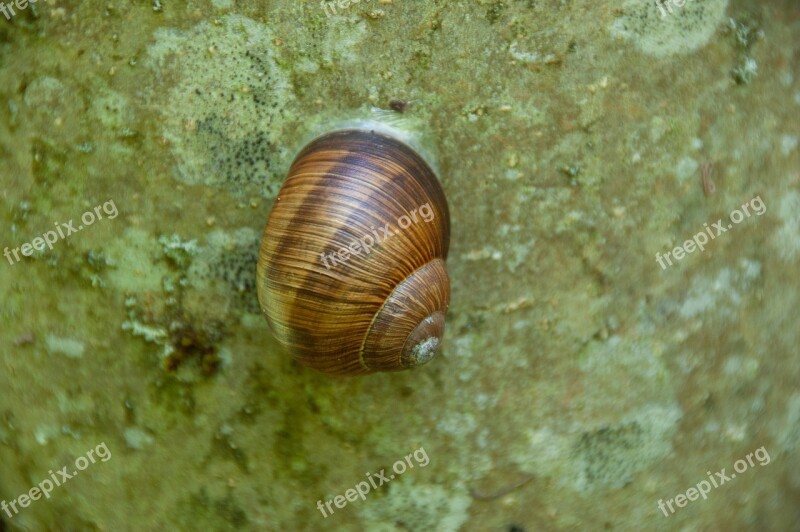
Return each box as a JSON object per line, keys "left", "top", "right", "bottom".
{"left": 256, "top": 129, "right": 451, "bottom": 375}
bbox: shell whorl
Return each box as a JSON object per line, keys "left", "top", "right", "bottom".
{"left": 257, "top": 128, "right": 450, "bottom": 375}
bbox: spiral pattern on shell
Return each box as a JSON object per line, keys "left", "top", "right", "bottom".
{"left": 257, "top": 128, "right": 451, "bottom": 375}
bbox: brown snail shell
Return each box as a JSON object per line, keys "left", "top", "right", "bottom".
{"left": 256, "top": 128, "right": 450, "bottom": 375}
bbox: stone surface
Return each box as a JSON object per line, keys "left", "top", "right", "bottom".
{"left": 0, "top": 0, "right": 797, "bottom": 530}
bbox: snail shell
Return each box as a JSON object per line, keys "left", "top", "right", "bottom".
{"left": 257, "top": 128, "right": 450, "bottom": 375}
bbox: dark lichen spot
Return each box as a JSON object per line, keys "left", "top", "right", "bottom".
{"left": 390, "top": 99, "right": 409, "bottom": 113}
{"left": 193, "top": 114, "right": 278, "bottom": 196}
{"left": 165, "top": 318, "right": 224, "bottom": 376}
{"left": 211, "top": 240, "right": 260, "bottom": 314}
{"left": 486, "top": 1, "right": 506, "bottom": 24}
{"left": 575, "top": 422, "right": 645, "bottom": 488}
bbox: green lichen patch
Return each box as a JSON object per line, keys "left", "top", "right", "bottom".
{"left": 187, "top": 228, "right": 261, "bottom": 315}
{"left": 575, "top": 421, "right": 645, "bottom": 488}
{"left": 577, "top": 336, "right": 674, "bottom": 417}
{"left": 773, "top": 191, "right": 800, "bottom": 261}
{"left": 610, "top": 0, "right": 729, "bottom": 57}
{"left": 158, "top": 233, "right": 200, "bottom": 270}
{"left": 145, "top": 15, "right": 296, "bottom": 198}
{"left": 573, "top": 404, "right": 682, "bottom": 490}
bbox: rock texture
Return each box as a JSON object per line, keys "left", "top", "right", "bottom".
{"left": 0, "top": 0, "right": 797, "bottom": 530}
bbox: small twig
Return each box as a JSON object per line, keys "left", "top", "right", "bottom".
{"left": 700, "top": 160, "right": 716, "bottom": 197}
{"left": 469, "top": 474, "right": 535, "bottom": 501}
